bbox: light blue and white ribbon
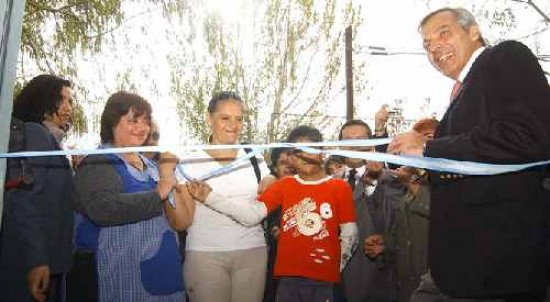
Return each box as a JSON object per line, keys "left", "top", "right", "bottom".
{"left": 296, "top": 145, "right": 550, "bottom": 176}
{"left": 1, "top": 138, "right": 549, "bottom": 178}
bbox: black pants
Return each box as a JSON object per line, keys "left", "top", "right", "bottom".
{"left": 276, "top": 277, "right": 334, "bottom": 302}
{"left": 66, "top": 250, "right": 97, "bottom": 302}
{"left": 504, "top": 291, "right": 546, "bottom": 302}
{"left": 411, "top": 272, "right": 547, "bottom": 302}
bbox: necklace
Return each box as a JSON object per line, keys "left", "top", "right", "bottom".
{"left": 123, "top": 153, "right": 144, "bottom": 171}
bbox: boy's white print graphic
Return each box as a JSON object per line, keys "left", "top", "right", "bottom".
{"left": 319, "top": 202, "right": 333, "bottom": 219}
{"left": 281, "top": 198, "right": 332, "bottom": 240}
{"left": 298, "top": 211, "right": 322, "bottom": 236}
{"left": 310, "top": 248, "right": 331, "bottom": 264}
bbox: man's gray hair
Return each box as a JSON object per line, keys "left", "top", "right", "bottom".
{"left": 419, "top": 7, "right": 486, "bottom": 45}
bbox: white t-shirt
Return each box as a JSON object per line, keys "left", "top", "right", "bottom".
{"left": 177, "top": 148, "right": 270, "bottom": 252}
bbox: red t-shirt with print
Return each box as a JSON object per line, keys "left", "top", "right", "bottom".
{"left": 258, "top": 175, "right": 356, "bottom": 283}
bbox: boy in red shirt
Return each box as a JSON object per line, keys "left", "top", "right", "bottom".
{"left": 188, "top": 125, "right": 358, "bottom": 302}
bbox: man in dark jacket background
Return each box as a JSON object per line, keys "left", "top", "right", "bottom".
{"left": 389, "top": 7, "right": 550, "bottom": 301}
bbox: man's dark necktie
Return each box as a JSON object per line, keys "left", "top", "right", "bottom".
{"left": 347, "top": 168, "right": 357, "bottom": 191}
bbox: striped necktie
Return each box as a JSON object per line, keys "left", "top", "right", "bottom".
{"left": 450, "top": 80, "right": 462, "bottom": 102}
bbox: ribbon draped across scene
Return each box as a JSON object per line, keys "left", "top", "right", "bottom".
{"left": 1, "top": 138, "right": 549, "bottom": 181}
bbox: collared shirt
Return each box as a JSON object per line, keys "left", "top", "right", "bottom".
{"left": 424, "top": 46, "right": 488, "bottom": 156}
{"left": 344, "top": 165, "right": 378, "bottom": 197}
{"left": 457, "top": 46, "right": 486, "bottom": 82}
{"left": 42, "top": 120, "right": 67, "bottom": 144}
{"left": 100, "top": 143, "right": 157, "bottom": 182}
{"left": 344, "top": 165, "right": 366, "bottom": 187}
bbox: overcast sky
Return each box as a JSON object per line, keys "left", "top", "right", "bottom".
{"left": 66, "top": 0, "right": 550, "bottom": 148}
{"left": 354, "top": 0, "right": 550, "bottom": 123}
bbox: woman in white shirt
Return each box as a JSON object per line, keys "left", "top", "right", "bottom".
{"left": 180, "top": 91, "right": 270, "bottom": 302}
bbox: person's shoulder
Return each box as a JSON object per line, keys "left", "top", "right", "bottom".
{"left": 23, "top": 122, "right": 56, "bottom": 150}
{"left": 489, "top": 40, "right": 534, "bottom": 60}
{"left": 277, "top": 175, "right": 296, "bottom": 185}
{"left": 23, "top": 121, "right": 48, "bottom": 135}
{"left": 326, "top": 177, "right": 350, "bottom": 190}
{"left": 23, "top": 122, "right": 51, "bottom": 141}
{"left": 327, "top": 176, "right": 346, "bottom": 185}
{"left": 494, "top": 40, "right": 529, "bottom": 52}
{"left": 79, "top": 154, "right": 114, "bottom": 167}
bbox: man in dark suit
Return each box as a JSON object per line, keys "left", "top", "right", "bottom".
{"left": 389, "top": 7, "right": 550, "bottom": 301}
{"left": 339, "top": 120, "right": 399, "bottom": 302}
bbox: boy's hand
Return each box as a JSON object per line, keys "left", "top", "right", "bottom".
{"left": 187, "top": 181, "right": 212, "bottom": 202}
{"left": 364, "top": 234, "right": 385, "bottom": 259}
{"left": 270, "top": 226, "right": 280, "bottom": 239}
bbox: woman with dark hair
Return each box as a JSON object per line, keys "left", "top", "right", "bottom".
{"left": 0, "top": 74, "right": 75, "bottom": 302}
{"left": 143, "top": 120, "right": 161, "bottom": 161}
{"left": 178, "top": 91, "right": 270, "bottom": 302}
{"left": 73, "top": 91, "right": 194, "bottom": 301}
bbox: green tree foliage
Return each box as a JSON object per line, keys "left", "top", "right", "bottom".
{"left": 21, "top": 0, "right": 124, "bottom": 77}
{"left": 169, "top": 0, "right": 363, "bottom": 143}
{"left": 19, "top": 0, "right": 189, "bottom": 133}
{"left": 21, "top": 0, "right": 189, "bottom": 76}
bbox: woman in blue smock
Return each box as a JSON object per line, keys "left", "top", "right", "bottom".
{"left": 73, "top": 91, "right": 195, "bottom": 301}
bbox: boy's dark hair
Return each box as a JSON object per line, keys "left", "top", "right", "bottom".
{"left": 324, "top": 155, "right": 345, "bottom": 174}
{"left": 338, "top": 119, "right": 372, "bottom": 140}
{"left": 12, "top": 74, "right": 72, "bottom": 123}
{"left": 100, "top": 91, "right": 152, "bottom": 144}
{"left": 286, "top": 125, "right": 323, "bottom": 143}
{"left": 270, "top": 147, "right": 290, "bottom": 165}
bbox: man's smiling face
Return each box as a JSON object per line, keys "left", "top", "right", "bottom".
{"left": 421, "top": 11, "right": 482, "bottom": 80}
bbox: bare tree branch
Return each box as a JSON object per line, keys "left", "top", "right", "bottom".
{"left": 527, "top": 0, "right": 550, "bottom": 23}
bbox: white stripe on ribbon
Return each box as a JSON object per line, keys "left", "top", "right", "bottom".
{"left": 1, "top": 138, "right": 549, "bottom": 177}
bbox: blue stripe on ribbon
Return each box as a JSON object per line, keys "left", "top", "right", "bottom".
{"left": 296, "top": 146, "right": 550, "bottom": 176}
{"left": 0, "top": 139, "right": 392, "bottom": 159}
{"left": 1, "top": 138, "right": 549, "bottom": 176}
{"left": 195, "top": 147, "right": 266, "bottom": 181}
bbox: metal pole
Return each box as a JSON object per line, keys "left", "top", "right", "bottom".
{"left": 0, "top": 0, "right": 26, "bottom": 226}
{"left": 527, "top": 0, "right": 550, "bottom": 24}
{"left": 345, "top": 25, "right": 354, "bottom": 121}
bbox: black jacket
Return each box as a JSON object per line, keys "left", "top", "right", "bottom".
{"left": 0, "top": 123, "right": 75, "bottom": 301}
{"left": 425, "top": 41, "right": 550, "bottom": 298}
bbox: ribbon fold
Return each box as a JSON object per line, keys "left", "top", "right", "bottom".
{"left": 1, "top": 138, "right": 548, "bottom": 178}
